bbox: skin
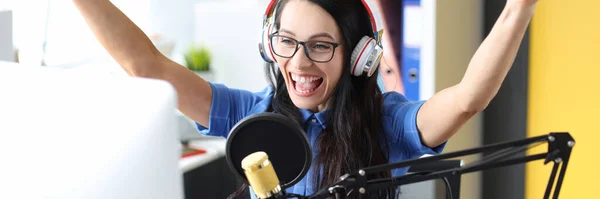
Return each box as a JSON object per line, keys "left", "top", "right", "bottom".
{"left": 72, "top": 0, "right": 540, "bottom": 149}
{"left": 274, "top": 1, "right": 344, "bottom": 112}
{"left": 412, "top": 0, "right": 539, "bottom": 147}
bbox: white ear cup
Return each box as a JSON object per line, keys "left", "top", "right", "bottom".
{"left": 259, "top": 23, "right": 276, "bottom": 63}
{"left": 350, "top": 36, "right": 383, "bottom": 77}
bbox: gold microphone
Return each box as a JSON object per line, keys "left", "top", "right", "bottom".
{"left": 241, "top": 151, "right": 285, "bottom": 199}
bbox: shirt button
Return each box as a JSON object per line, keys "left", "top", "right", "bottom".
{"left": 311, "top": 119, "right": 317, "bottom": 123}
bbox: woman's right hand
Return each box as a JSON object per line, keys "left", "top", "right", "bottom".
{"left": 72, "top": 0, "right": 213, "bottom": 127}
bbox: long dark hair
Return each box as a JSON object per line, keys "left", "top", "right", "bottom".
{"left": 229, "top": 0, "right": 393, "bottom": 198}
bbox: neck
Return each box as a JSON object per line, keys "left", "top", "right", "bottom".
{"left": 315, "top": 96, "right": 334, "bottom": 112}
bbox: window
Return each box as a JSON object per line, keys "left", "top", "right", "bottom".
{"left": 0, "top": 0, "right": 150, "bottom": 67}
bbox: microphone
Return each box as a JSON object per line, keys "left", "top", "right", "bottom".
{"left": 241, "top": 151, "right": 285, "bottom": 199}
{"left": 225, "top": 113, "right": 312, "bottom": 198}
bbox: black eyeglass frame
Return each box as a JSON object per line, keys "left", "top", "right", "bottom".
{"left": 268, "top": 33, "right": 342, "bottom": 63}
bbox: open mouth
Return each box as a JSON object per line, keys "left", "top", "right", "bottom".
{"left": 290, "top": 72, "right": 324, "bottom": 97}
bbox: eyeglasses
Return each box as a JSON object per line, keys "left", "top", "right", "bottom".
{"left": 269, "top": 34, "right": 341, "bottom": 63}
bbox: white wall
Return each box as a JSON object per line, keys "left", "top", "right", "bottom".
{"left": 147, "top": 0, "right": 208, "bottom": 58}
{"left": 147, "top": 0, "right": 272, "bottom": 58}
{"left": 192, "top": 0, "right": 268, "bottom": 92}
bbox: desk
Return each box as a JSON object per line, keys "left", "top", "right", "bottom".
{"left": 179, "top": 137, "right": 226, "bottom": 173}
{"left": 179, "top": 137, "right": 241, "bottom": 199}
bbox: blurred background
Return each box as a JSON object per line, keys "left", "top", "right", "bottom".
{"left": 0, "top": 0, "right": 598, "bottom": 198}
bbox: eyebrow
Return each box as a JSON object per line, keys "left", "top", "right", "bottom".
{"left": 279, "top": 29, "right": 336, "bottom": 41}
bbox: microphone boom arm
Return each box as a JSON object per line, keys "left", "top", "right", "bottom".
{"left": 308, "top": 132, "right": 575, "bottom": 199}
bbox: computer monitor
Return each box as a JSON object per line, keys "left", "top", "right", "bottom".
{"left": 0, "top": 62, "right": 184, "bottom": 199}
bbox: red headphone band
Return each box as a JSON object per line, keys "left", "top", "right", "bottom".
{"left": 263, "top": 0, "right": 377, "bottom": 32}
{"left": 361, "top": 0, "right": 378, "bottom": 31}
{"left": 264, "top": 0, "right": 279, "bottom": 19}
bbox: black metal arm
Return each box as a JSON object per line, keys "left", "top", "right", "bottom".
{"left": 307, "top": 132, "right": 575, "bottom": 199}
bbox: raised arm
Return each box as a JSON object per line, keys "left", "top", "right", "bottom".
{"left": 72, "top": 0, "right": 212, "bottom": 126}
{"left": 377, "top": 0, "right": 538, "bottom": 148}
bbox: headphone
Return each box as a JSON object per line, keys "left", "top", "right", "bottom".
{"left": 258, "top": 0, "right": 384, "bottom": 77}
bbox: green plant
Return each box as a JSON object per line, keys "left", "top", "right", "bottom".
{"left": 184, "top": 44, "right": 211, "bottom": 72}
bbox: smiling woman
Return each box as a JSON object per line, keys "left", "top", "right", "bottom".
{"left": 71, "top": 0, "right": 540, "bottom": 198}
{"left": 268, "top": 33, "right": 336, "bottom": 98}
{"left": 268, "top": 0, "right": 347, "bottom": 113}
{"left": 257, "top": 1, "right": 398, "bottom": 197}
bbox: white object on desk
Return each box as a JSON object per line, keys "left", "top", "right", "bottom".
{"left": 0, "top": 63, "right": 183, "bottom": 199}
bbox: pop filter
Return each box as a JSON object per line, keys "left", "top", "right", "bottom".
{"left": 225, "top": 112, "right": 312, "bottom": 189}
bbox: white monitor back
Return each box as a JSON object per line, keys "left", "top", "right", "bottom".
{"left": 0, "top": 62, "right": 183, "bottom": 199}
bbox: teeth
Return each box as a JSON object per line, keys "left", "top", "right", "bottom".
{"left": 300, "top": 77, "right": 307, "bottom": 83}
{"left": 297, "top": 87, "right": 317, "bottom": 93}
{"left": 291, "top": 73, "right": 322, "bottom": 83}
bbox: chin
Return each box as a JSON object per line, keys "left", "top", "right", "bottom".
{"left": 289, "top": 97, "right": 319, "bottom": 111}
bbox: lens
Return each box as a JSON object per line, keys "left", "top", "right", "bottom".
{"left": 306, "top": 41, "right": 334, "bottom": 62}
{"left": 271, "top": 35, "right": 297, "bottom": 58}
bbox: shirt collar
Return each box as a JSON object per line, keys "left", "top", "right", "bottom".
{"left": 298, "top": 108, "right": 331, "bottom": 129}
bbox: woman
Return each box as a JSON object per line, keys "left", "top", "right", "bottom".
{"left": 73, "top": 0, "right": 539, "bottom": 198}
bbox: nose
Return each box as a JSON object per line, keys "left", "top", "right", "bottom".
{"left": 289, "top": 45, "right": 312, "bottom": 70}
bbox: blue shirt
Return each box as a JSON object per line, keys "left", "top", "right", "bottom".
{"left": 196, "top": 82, "right": 446, "bottom": 198}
